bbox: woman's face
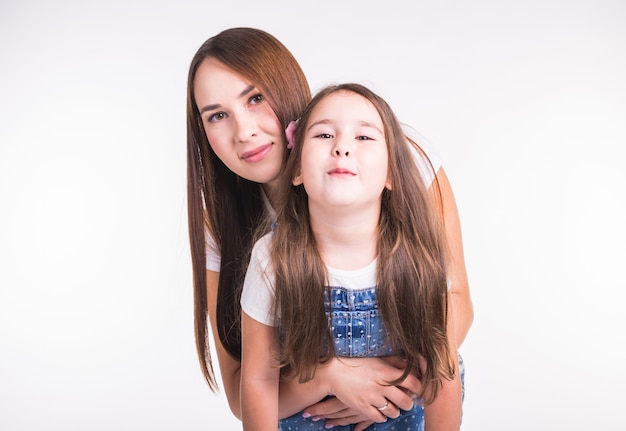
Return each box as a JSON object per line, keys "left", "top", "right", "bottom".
{"left": 193, "top": 58, "right": 286, "bottom": 186}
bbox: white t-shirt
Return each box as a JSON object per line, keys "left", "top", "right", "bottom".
{"left": 205, "top": 127, "right": 442, "bottom": 272}
{"left": 241, "top": 233, "right": 378, "bottom": 327}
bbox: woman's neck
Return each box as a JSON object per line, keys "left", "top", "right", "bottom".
{"left": 262, "top": 181, "right": 279, "bottom": 208}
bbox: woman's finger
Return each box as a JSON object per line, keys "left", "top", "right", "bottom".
{"left": 377, "top": 384, "right": 414, "bottom": 413}
{"left": 371, "top": 398, "right": 402, "bottom": 421}
{"left": 303, "top": 396, "right": 349, "bottom": 418}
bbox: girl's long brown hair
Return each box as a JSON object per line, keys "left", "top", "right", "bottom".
{"left": 271, "top": 83, "right": 455, "bottom": 404}
{"left": 186, "top": 27, "right": 310, "bottom": 390}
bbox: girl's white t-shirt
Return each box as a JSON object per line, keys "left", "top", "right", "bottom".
{"left": 205, "top": 127, "right": 442, "bottom": 272}
{"left": 241, "top": 232, "right": 378, "bottom": 327}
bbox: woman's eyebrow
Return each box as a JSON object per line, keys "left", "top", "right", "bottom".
{"left": 239, "top": 84, "right": 255, "bottom": 98}
{"left": 199, "top": 85, "right": 256, "bottom": 115}
{"left": 199, "top": 103, "right": 220, "bottom": 114}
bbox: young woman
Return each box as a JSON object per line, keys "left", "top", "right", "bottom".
{"left": 186, "top": 27, "right": 472, "bottom": 428}
{"left": 241, "top": 83, "right": 461, "bottom": 431}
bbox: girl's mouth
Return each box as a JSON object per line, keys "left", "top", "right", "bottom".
{"left": 328, "top": 168, "right": 356, "bottom": 176}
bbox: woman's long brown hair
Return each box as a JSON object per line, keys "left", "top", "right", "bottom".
{"left": 186, "top": 27, "right": 310, "bottom": 390}
{"left": 271, "top": 83, "right": 455, "bottom": 404}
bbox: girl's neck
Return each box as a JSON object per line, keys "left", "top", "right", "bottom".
{"left": 310, "top": 206, "right": 379, "bottom": 271}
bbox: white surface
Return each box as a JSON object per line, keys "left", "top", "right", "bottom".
{"left": 1, "top": 1, "right": 625, "bottom": 430}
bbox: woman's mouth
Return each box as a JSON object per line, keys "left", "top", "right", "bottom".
{"left": 241, "top": 144, "right": 273, "bottom": 163}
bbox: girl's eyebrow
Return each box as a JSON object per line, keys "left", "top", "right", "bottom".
{"left": 199, "top": 85, "right": 256, "bottom": 115}
{"left": 358, "top": 120, "right": 383, "bottom": 134}
{"left": 306, "top": 119, "right": 332, "bottom": 131}
{"left": 307, "top": 119, "right": 383, "bottom": 134}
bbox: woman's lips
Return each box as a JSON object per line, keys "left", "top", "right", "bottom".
{"left": 241, "top": 143, "right": 273, "bottom": 163}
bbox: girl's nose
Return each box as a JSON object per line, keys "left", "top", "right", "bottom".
{"left": 332, "top": 136, "right": 351, "bottom": 157}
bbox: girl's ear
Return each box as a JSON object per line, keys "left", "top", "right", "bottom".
{"left": 385, "top": 175, "right": 392, "bottom": 190}
{"left": 292, "top": 169, "right": 303, "bottom": 186}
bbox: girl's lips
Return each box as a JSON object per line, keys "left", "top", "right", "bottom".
{"left": 328, "top": 168, "right": 356, "bottom": 176}
{"left": 241, "top": 144, "right": 273, "bottom": 163}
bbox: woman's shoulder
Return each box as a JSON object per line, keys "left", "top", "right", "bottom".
{"left": 204, "top": 226, "right": 221, "bottom": 271}
{"left": 250, "top": 231, "right": 273, "bottom": 262}
{"left": 401, "top": 124, "right": 443, "bottom": 186}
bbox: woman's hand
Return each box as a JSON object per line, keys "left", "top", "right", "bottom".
{"left": 302, "top": 355, "right": 421, "bottom": 427}
{"left": 302, "top": 396, "right": 370, "bottom": 428}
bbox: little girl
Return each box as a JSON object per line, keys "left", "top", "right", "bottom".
{"left": 240, "top": 83, "right": 462, "bottom": 431}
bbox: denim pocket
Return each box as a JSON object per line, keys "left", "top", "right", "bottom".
{"left": 326, "top": 287, "right": 394, "bottom": 357}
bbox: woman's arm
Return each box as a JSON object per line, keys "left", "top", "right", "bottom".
{"left": 209, "top": 271, "right": 418, "bottom": 423}
{"left": 208, "top": 168, "right": 472, "bottom": 425}
{"left": 434, "top": 168, "right": 474, "bottom": 346}
{"left": 209, "top": 257, "right": 458, "bottom": 426}
{"left": 206, "top": 270, "right": 243, "bottom": 419}
{"left": 423, "top": 293, "right": 463, "bottom": 431}
{"left": 278, "top": 355, "right": 418, "bottom": 421}
{"left": 241, "top": 311, "right": 280, "bottom": 431}
{"left": 305, "top": 167, "right": 473, "bottom": 429}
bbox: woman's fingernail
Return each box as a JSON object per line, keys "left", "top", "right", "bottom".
{"left": 312, "top": 416, "right": 321, "bottom": 422}
{"left": 325, "top": 425, "right": 334, "bottom": 429}
{"left": 302, "top": 412, "right": 311, "bottom": 418}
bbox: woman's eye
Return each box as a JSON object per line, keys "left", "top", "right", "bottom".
{"left": 208, "top": 112, "right": 226, "bottom": 122}
{"left": 249, "top": 93, "right": 264, "bottom": 105}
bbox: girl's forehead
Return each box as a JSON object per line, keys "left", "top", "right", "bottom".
{"left": 308, "top": 91, "right": 383, "bottom": 129}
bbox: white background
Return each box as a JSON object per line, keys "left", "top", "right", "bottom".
{"left": 1, "top": 1, "right": 625, "bottom": 430}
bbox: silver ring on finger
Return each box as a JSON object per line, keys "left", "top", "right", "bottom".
{"left": 376, "top": 401, "right": 389, "bottom": 412}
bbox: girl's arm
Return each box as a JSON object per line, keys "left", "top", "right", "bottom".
{"left": 207, "top": 166, "right": 472, "bottom": 425}
{"left": 241, "top": 311, "right": 280, "bottom": 431}
{"left": 208, "top": 270, "right": 415, "bottom": 423}
{"left": 434, "top": 168, "right": 474, "bottom": 346}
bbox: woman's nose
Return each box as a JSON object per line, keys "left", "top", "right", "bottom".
{"left": 234, "top": 112, "right": 257, "bottom": 143}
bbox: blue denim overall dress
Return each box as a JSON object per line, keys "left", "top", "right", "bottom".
{"left": 279, "top": 285, "right": 466, "bottom": 431}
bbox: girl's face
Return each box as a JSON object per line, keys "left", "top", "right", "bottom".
{"left": 193, "top": 58, "right": 286, "bottom": 187}
{"left": 293, "top": 91, "right": 390, "bottom": 214}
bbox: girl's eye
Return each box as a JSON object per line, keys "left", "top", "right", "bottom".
{"left": 315, "top": 133, "right": 333, "bottom": 139}
{"left": 207, "top": 112, "right": 227, "bottom": 123}
{"left": 249, "top": 93, "right": 264, "bottom": 105}
{"left": 356, "top": 135, "right": 372, "bottom": 141}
